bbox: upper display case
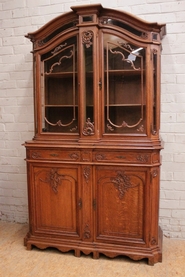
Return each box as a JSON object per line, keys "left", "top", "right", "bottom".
{"left": 26, "top": 3, "right": 166, "bottom": 145}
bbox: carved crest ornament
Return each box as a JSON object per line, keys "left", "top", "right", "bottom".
{"left": 83, "top": 166, "right": 90, "bottom": 183}
{"left": 111, "top": 171, "right": 140, "bottom": 199}
{"left": 40, "top": 168, "right": 74, "bottom": 194}
{"left": 82, "top": 30, "right": 93, "bottom": 48}
{"left": 82, "top": 118, "right": 95, "bottom": 136}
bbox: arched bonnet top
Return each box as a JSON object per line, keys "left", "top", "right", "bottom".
{"left": 26, "top": 4, "right": 166, "bottom": 50}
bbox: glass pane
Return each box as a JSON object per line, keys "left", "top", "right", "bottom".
{"left": 103, "top": 34, "right": 146, "bottom": 134}
{"left": 41, "top": 36, "right": 78, "bottom": 133}
{"left": 85, "top": 45, "right": 93, "bottom": 121}
{"left": 103, "top": 19, "right": 142, "bottom": 37}
{"left": 41, "top": 21, "right": 76, "bottom": 45}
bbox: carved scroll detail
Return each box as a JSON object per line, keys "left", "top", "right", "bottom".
{"left": 153, "top": 48, "right": 158, "bottom": 54}
{"left": 141, "top": 32, "right": 148, "bottom": 39}
{"left": 151, "top": 237, "right": 157, "bottom": 245}
{"left": 110, "top": 48, "right": 140, "bottom": 71}
{"left": 69, "top": 153, "right": 79, "bottom": 160}
{"left": 107, "top": 118, "right": 142, "bottom": 130}
{"left": 32, "top": 152, "right": 41, "bottom": 159}
{"left": 83, "top": 224, "right": 91, "bottom": 239}
{"left": 137, "top": 124, "right": 144, "bottom": 132}
{"left": 45, "top": 117, "right": 75, "bottom": 127}
{"left": 82, "top": 118, "right": 95, "bottom": 136}
{"left": 36, "top": 40, "right": 45, "bottom": 47}
{"left": 107, "top": 124, "right": 114, "bottom": 131}
{"left": 111, "top": 171, "right": 139, "bottom": 199}
{"left": 51, "top": 43, "right": 67, "bottom": 54}
{"left": 70, "top": 126, "right": 78, "bottom": 132}
{"left": 136, "top": 154, "right": 149, "bottom": 163}
{"left": 83, "top": 167, "right": 90, "bottom": 184}
{"left": 95, "top": 154, "right": 106, "bottom": 161}
{"left": 150, "top": 169, "right": 158, "bottom": 183}
{"left": 151, "top": 169, "right": 158, "bottom": 178}
{"left": 40, "top": 168, "right": 62, "bottom": 194}
{"left": 82, "top": 30, "right": 93, "bottom": 48}
{"left": 45, "top": 50, "right": 73, "bottom": 74}
{"left": 39, "top": 169, "right": 76, "bottom": 194}
{"left": 152, "top": 129, "right": 157, "bottom": 135}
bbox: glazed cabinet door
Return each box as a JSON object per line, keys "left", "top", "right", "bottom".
{"left": 39, "top": 35, "right": 79, "bottom": 136}
{"left": 28, "top": 163, "right": 81, "bottom": 239}
{"left": 101, "top": 31, "right": 147, "bottom": 136}
{"left": 94, "top": 166, "right": 148, "bottom": 245}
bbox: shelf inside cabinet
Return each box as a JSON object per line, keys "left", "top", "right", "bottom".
{"left": 44, "top": 72, "right": 77, "bottom": 78}
{"left": 105, "top": 69, "right": 144, "bottom": 76}
{"left": 44, "top": 105, "right": 78, "bottom": 107}
{"left": 107, "top": 104, "right": 145, "bottom": 107}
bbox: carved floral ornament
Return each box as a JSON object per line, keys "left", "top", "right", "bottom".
{"left": 136, "top": 154, "right": 149, "bottom": 163}
{"left": 153, "top": 48, "right": 158, "bottom": 54}
{"left": 43, "top": 168, "right": 61, "bottom": 194}
{"left": 69, "top": 153, "right": 79, "bottom": 160}
{"left": 151, "top": 237, "right": 157, "bottom": 245}
{"left": 141, "top": 32, "right": 148, "bottom": 39}
{"left": 137, "top": 124, "right": 144, "bottom": 133}
{"left": 39, "top": 168, "right": 75, "bottom": 194}
{"left": 95, "top": 153, "right": 106, "bottom": 161}
{"left": 83, "top": 166, "right": 90, "bottom": 183}
{"left": 111, "top": 171, "right": 140, "bottom": 199}
{"left": 51, "top": 43, "right": 67, "bottom": 55}
{"left": 82, "top": 30, "right": 93, "bottom": 48}
{"left": 151, "top": 169, "right": 158, "bottom": 178}
{"left": 31, "top": 152, "right": 41, "bottom": 159}
{"left": 82, "top": 118, "right": 95, "bottom": 136}
{"left": 83, "top": 224, "right": 91, "bottom": 239}
{"left": 150, "top": 169, "right": 158, "bottom": 182}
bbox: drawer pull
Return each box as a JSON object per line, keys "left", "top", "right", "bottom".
{"left": 78, "top": 198, "right": 82, "bottom": 209}
{"left": 116, "top": 155, "right": 126, "bottom": 159}
{"left": 50, "top": 153, "right": 59, "bottom": 157}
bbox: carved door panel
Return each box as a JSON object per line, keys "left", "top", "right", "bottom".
{"left": 29, "top": 163, "right": 81, "bottom": 239}
{"left": 94, "top": 166, "right": 147, "bottom": 244}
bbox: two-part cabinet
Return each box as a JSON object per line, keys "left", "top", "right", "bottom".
{"left": 24, "top": 4, "right": 166, "bottom": 265}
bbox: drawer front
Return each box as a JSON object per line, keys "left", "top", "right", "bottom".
{"left": 29, "top": 149, "right": 80, "bottom": 162}
{"left": 93, "top": 151, "right": 152, "bottom": 164}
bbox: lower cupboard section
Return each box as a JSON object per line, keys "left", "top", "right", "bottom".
{"left": 25, "top": 161, "right": 162, "bottom": 265}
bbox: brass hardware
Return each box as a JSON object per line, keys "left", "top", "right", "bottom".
{"left": 116, "top": 155, "right": 126, "bottom": 159}
{"left": 78, "top": 198, "right": 82, "bottom": 209}
{"left": 50, "top": 153, "right": 59, "bottom": 157}
{"left": 99, "top": 79, "right": 102, "bottom": 90}
{"left": 93, "top": 199, "right": 96, "bottom": 210}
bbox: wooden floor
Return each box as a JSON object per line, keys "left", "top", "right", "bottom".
{"left": 0, "top": 221, "right": 185, "bottom": 277}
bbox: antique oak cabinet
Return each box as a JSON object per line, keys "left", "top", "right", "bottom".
{"left": 24, "top": 4, "right": 166, "bottom": 265}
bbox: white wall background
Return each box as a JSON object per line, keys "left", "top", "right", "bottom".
{"left": 0, "top": 0, "right": 185, "bottom": 239}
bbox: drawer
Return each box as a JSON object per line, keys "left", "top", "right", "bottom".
{"left": 93, "top": 151, "right": 152, "bottom": 164}
{"left": 28, "top": 149, "right": 80, "bottom": 162}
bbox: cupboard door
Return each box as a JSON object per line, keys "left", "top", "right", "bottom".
{"left": 29, "top": 163, "right": 81, "bottom": 239}
{"left": 94, "top": 166, "right": 147, "bottom": 244}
